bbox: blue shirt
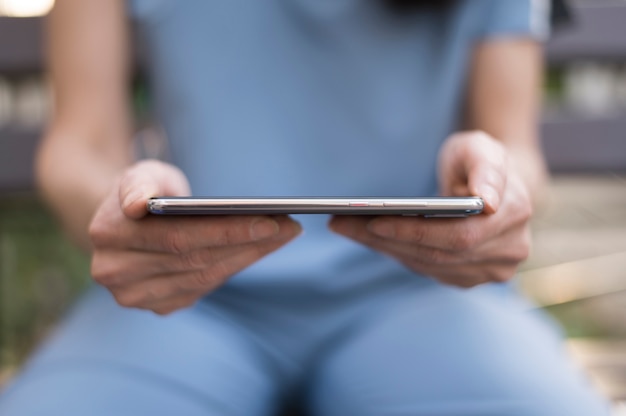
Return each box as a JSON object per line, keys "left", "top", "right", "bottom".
{"left": 128, "top": 0, "right": 548, "bottom": 294}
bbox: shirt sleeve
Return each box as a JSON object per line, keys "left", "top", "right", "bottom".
{"left": 477, "top": 0, "right": 552, "bottom": 41}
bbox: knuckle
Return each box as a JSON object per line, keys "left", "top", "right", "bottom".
{"left": 214, "top": 224, "right": 245, "bottom": 246}
{"left": 143, "top": 285, "right": 166, "bottom": 302}
{"left": 179, "top": 249, "right": 212, "bottom": 271}
{"left": 173, "top": 275, "right": 201, "bottom": 292}
{"left": 88, "top": 219, "right": 111, "bottom": 247}
{"left": 190, "top": 260, "right": 233, "bottom": 290}
{"left": 420, "top": 248, "right": 449, "bottom": 265}
{"left": 163, "top": 228, "right": 190, "bottom": 254}
{"left": 450, "top": 230, "right": 478, "bottom": 251}
{"left": 406, "top": 227, "right": 425, "bottom": 244}
{"left": 250, "top": 240, "right": 276, "bottom": 259}
{"left": 190, "top": 268, "right": 221, "bottom": 289}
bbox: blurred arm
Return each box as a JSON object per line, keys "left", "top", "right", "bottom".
{"left": 465, "top": 38, "right": 549, "bottom": 205}
{"left": 36, "top": 0, "right": 133, "bottom": 250}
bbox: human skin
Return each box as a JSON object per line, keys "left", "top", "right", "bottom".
{"left": 330, "top": 38, "right": 548, "bottom": 287}
{"left": 37, "top": 0, "right": 302, "bottom": 315}
{"left": 88, "top": 160, "right": 302, "bottom": 314}
{"left": 37, "top": 0, "right": 547, "bottom": 313}
{"left": 330, "top": 130, "right": 536, "bottom": 288}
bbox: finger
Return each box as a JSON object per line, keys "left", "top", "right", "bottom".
{"left": 330, "top": 214, "right": 530, "bottom": 267}
{"left": 331, "top": 215, "right": 499, "bottom": 252}
{"left": 91, "top": 214, "right": 300, "bottom": 253}
{"left": 381, "top": 175, "right": 531, "bottom": 250}
{"left": 94, "top": 217, "right": 301, "bottom": 287}
{"left": 366, "top": 188, "right": 532, "bottom": 250}
{"left": 109, "top": 231, "right": 299, "bottom": 309}
{"left": 368, "top": 239, "right": 516, "bottom": 287}
{"left": 439, "top": 132, "right": 507, "bottom": 213}
{"left": 150, "top": 293, "right": 201, "bottom": 316}
{"left": 329, "top": 217, "right": 520, "bottom": 287}
{"left": 369, "top": 221, "right": 530, "bottom": 265}
{"left": 405, "top": 258, "right": 519, "bottom": 287}
{"left": 118, "top": 160, "right": 191, "bottom": 219}
{"left": 110, "top": 282, "right": 202, "bottom": 313}
{"left": 329, "top": 216, "right": 453, "bottom": 264}
{"left": 465, "top": 223, "right": 532, "bottom": 265}
{"left": 154, "top": 231, "right": 299, "bottom": 291}
{"left": 100, "top": 219, "right": 299, "bottom": 285}
{"left": 92, "top": 242, "right": 259, "bottom": 287}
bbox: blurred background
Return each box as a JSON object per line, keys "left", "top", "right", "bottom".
{"left": 0, "top": 0, "right": 625, "bottom": 411}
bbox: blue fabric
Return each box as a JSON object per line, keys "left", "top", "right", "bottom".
{"left": 0, "top": 285, "right": 608, "bottom": 415}
{"left": 127, "top": 0, "right": 547, "bottom": 292}
{"left": 0, "top": 1, "right": 608, "bottom": 414}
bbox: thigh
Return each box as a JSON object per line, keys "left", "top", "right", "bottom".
{"left": 308, "top": 283, "right": 609, "bottom": 416}
{"left": 0, "top": 286, "right": 282, "bottom": 416}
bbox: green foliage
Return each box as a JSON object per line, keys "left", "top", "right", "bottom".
{"left": 543, "top": 65, "right": 567, "bottom": 109}
{"left": 0, "top": 195, "right": 89, "bottom": 369}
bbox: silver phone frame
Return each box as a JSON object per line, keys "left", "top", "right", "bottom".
{"left": 147, "top": 196, "right": 484, "bottom": 217}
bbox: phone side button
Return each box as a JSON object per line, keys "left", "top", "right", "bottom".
{"left": 349, "top": 202, "right": 370, "bottom": 207}
{"left": 424, "top": 214, "right": 468, "bottom": 218}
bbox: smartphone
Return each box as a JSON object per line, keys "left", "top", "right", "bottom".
{"left": 147, "top": 196, "right": 484, "bottom": 217}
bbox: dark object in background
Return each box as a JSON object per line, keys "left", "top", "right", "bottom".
{"left": 551, "top": 0, "right": 574, "bottom": 30}
{"left": 386, "top": 0, "right": 573, "bottom": 30}
{"left": 384, "top": 0, "right": 456, "bottom": 13}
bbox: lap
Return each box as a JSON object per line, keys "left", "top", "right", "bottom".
{"left": 1, "top": 281, "right": 611, "bottom": 416}
{"left": 0, "top": 286, "right": 285, "bottom": 416}
{"left": 308, "top": 283, "right": 609, "bottom": 416}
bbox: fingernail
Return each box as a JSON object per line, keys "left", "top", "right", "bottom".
{"left": 368, "top": 220, "right": 395, "bottom": 238}
{"left": 250, "top": 218, "right": 280, "bottom": 240}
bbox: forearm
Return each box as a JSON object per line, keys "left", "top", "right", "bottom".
{"left": 41, "top": 0, "right": 133, "bottom": 250}
{"left": 466, "top": 38, "right": 548, "bottom": 209}
{"left": 36, "top": 127, "right": 132, "bottom": 250}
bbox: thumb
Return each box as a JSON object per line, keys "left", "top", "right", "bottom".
{"left": 118, "top": 160, "right": 191, "bottom": 219}
{"left": 438, "top": 131, "right": 507, "bottom": 214}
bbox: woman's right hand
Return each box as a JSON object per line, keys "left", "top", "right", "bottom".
{"left": 88, "top": 160, "right": 302, "bottom": 315}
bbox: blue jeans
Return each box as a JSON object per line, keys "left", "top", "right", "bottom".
{"left": 0, "top": 279, "right": 609, "bottom": 415}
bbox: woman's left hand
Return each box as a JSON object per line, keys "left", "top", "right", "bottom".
{"left": 329, "top": 131, "right": 533, "bottom": 288}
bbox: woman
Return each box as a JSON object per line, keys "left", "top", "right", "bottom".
{"left": 0, "top": 0, "right": 608, "bottom": 414}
